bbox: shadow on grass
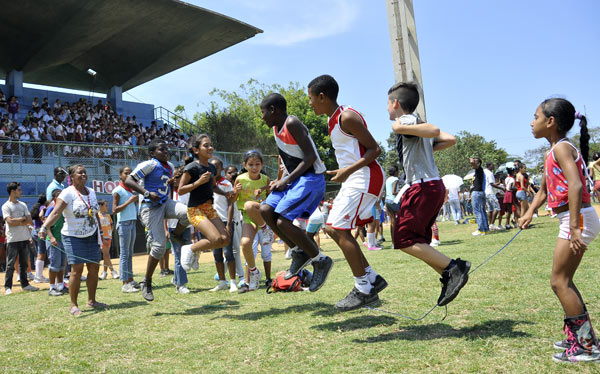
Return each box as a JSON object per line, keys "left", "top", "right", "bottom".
{"left": 78, "top": 300, "right": 148, "bottom": 318}
{"left": 353, "top": 319, "right": 534, "bottom": 343}
{"left": 219, "top": 301, "right": 339, "bottom": 321}
{"left": 312, "top": 315, "right": 398, "bottom": 332}
{"left": 440, "top": 239, "right": 463, "bottom": 245}
{"left": 153, "top": 300, "right": 241, "bottom": 317}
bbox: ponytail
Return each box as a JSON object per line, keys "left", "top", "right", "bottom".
{"left": 576, "top": 112, "right": 589, "bottom": 163}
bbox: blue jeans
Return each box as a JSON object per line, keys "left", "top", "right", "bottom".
{"left": 448, "top": 199, "right": 462, "bottom": 222}
{"left": 471, "top": 191, "right": 489, "bottom": 232}
{"left": 169, "top": 227, "right": 190, "bottom": 287}
{"left": 117, "top": 220, "right": 137, "bottom": 281}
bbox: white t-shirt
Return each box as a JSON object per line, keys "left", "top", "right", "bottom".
{"left": 213, "top": 177, "right": 233, "bottom": 222}
{"left": 448, "top": 187, "right": 460, "bottom": 201}
{"left": 58, "top": 186, "right": 100, "bottom": 238}
{"left": 483, "top": 168, "right": 495, "bottom": 195}
{"left": 1, "top": 200, "right": 31, "bottom": 243}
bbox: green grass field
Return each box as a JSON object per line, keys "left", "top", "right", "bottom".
{"left": 2, "top": 215, "right": 600, "bottom": 373}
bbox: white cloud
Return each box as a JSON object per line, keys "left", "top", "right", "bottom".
{"left": 190, "top": 0, "right": 361, "bottom": 46}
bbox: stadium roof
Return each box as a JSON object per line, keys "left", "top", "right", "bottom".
{"left": 0, "top": 0, "right": 262, "bottom": 92}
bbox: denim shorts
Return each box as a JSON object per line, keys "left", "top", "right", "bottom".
{"left": 62, "top": 233, "right": 101, "bottom": 265}
{"left": 47, "top": 240, "right": 66, "bottom": 272}
{"left": 516, "top": 190, "right": 528, "bottom": 202}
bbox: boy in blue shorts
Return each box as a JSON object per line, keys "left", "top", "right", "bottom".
{"left": 258, "top": 93, "right": 333, "bottom": 292}
{"left": 125, "top": 139, "right": 190, "bottom": 301}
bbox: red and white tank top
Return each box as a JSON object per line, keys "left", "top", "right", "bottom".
{"left": 545, "top": 139, "right": 590, "bottom": 209}
{"left": 273, "top": 116, "right": 326, "bottom": 175}
{"left": 328, "top": 105, "right": 384, "bottom": 196}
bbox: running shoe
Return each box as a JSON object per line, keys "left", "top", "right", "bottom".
{"left": 335, "top": 287, "right": 379, "bottom": 311}
{"left": 309, "top": 256, "right": 333, "bottom": 292}
{"left": 437, "top": 258, "right": 470, "bottom": 306}
{"left": 181, "top": 244, "right": 195, "bottom": 272}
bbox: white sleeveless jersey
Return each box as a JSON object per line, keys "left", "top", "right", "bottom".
{"left": 328, "top": 105, "right": 384, "bottom": 196}
{"left": 273, "top": 115, "right": 326, "bottom": 175}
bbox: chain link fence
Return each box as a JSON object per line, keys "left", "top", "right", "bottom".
{"left": 0, "top": 140, "right": 279, "bottom": 197}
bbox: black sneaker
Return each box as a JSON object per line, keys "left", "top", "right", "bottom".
{"left": 265, "top": 278, "right": 273, "bottom": 288}
{"left": 60, "top": 286, "right": 69, "bottom": 295}
{"left": 335, "top": 287, "right": 379, "bottom": 311}
{"left": 284, "top": 249, "right": 312, "bottom": 280}
{"left": 238, "top": 283, "right": 250, "bottom": 294}
{"left": 165, "top": 269, "right": 174, "bottom": 275}
{"left": 309, "top": 256, "right": 333, "bottom": 292}
{"left": 437, "top": 258, "right": 471, "bottom": 306}
{"left": 160, "top": 269, "right": 167, "bottom": 278}
{"left": 371, "top": 275, "right": 388, "bottom": 294}
{"left": 141, "top": 280, "right": 154, "bottom": 302}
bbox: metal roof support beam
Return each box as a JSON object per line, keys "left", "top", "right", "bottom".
{"left": 107, "top": 86, "right": 123, "bottom": 114}
{"left": 6, "top": 70, "right": 23, "bottom": 98}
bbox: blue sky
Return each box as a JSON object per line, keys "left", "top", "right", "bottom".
{"left": 127, "top": 0, "right": 600, "bottom": 159}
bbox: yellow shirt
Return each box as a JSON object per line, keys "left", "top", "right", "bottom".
{"left": 99, "top": 212, "right": 113, "bottom": 239}
{"left": 235, "top": 172, "right": 269, "bottom": 211}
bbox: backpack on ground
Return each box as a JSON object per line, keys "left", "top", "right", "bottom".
{"left": 267, "top": 269, "right": 312, "bottom": 293}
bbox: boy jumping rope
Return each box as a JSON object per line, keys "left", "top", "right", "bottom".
{"left": 125, "top": 139, "right": 190, "bottom": 302}
{"left": 307, "top": 75, "right": 387, "bottom": 310}
{"left": 388, "top": 82, "right": 470, "bottom": 307}
{"left": 258, "top": 93, "right": 333, "bottom": 292}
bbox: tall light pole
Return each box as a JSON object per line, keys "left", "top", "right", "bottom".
{"left": 386, "top": 0, "right": 426, "bottom": 121}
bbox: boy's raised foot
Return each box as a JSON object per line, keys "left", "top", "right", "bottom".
{"left": 181, "top": 244, "right": 195, "bottom": 272}
{"left": 437, "top": 258, "right": 470, "bottom": 306}
{"left": 335, "top": 287, "right": 379, "bottom": 311}
{"left": 284, "top": 249, "right": 312, "bottom": 280}
{"left": 309, "top": 256, "right": 333, "bottom": 292}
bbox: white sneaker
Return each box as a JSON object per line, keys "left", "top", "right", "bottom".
{"left": 17, "top": 274, "right": 20, "bottom": 282}
{"left": 229, "top": 280, "right": 238, "bottom": 293}
{"left": 472, "top": 230, "right": 486, "bottom": 236}
{"left": 23, "top": 285, "right": 39, "bottom": 292}
{"left": 285, "top": 249, "right": 292, "bottom": 259}
{"left": 122, "top": 283, "right": 140, "bottom": 293}
{"left": 111, "top": 270, "right": 119, "bottom": 279}
{"left": 210, "top": 280, "right": 228, "bottom": 292}
{"left": 27, "top": 272, "right": 34, "bottom": 281}
{"left": 430, "top": 239, "right": 441, "bottom": 247}
{"left": 191, "top": 253, "right": 199, "bottom": 270}
{"left": 181, "top": 244, "right": 195, "bottom": 272}
{"left": 5, "top": 288, "right": 12, "bottom": 295}
{"left": 99, "top": 271, "right": 107, "bottom": 280}
{"left": 80, "top": 275, "right": 87, "bottom": 281}
{"left": 261, "top": 226, "right": 274, "bottom": 245}
{"left": 248, "top": 269, "right": 261, "bottom": 291}
{"left": 34, "top": 276, "right": 50, "bottom": 283}
{"left": 176, "top": 285, "right": 190, "bottom": 294}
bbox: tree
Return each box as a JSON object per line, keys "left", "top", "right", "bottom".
{"left": 177, "top": 79, "right": 336, "bottom": 172}
{"left": 433, "top": 131, "right": 508, "bottom": 177}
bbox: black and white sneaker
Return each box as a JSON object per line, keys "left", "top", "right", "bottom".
{"left": 141, "top": 279, "right": 154, "bottom": 302}
{"left": 309, "top": 256, "right": 333, "bottom": 292}
{"left": 335, "top": 287, "right": 379, "bottom": 311}
{"left": 284, "top": 249, "right": 312, "bottom": 280}
{"left": 437, "top": 258, "right": 470, "bottom": 306}
{"left": 371, "top": 275, "right": 388, "bottom": 294}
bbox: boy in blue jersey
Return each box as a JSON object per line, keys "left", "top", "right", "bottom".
{"left": 258, "top": 93, "right": 333, "bottom": 292}
{"left": 125, "top": 139, "right": 190, "bottom": 301}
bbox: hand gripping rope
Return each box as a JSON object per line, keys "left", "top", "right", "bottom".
{"left": 44, "top": 229, "right": 523, "bottom": 313}
{"left": 364, "top": 229, "right": 523, "bottom": 321}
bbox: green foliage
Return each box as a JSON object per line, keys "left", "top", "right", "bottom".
{"left": 178, "top": 79, "right": 336, "bottom": 171}
{"left": 434, "top": 131, "right": 508, "bottom": 177}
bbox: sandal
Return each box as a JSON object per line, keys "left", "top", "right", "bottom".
{"left": 70, "top": 306, "right": 82, "bottom": 316}
{"left": 87, "top": 301, "right": 107, "bottom": 308}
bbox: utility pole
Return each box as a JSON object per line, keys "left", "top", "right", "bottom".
{"left": 386, "top": 0, "right": 426, "bottom": 121}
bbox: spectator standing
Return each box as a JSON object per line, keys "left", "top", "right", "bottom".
{"left": 3, "top": 182, "right": 39, "bottom": 295}
{"left": 46, "top": 167, "right": 67, "bottom": 201}
{"left": 469, "top": 157, "right": 489, "bottom": 235}
{"left": 484, "top": 162, "right": 502, "bottom": 230}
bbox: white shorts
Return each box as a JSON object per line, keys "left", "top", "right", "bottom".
{"left": 326, "top": 186, "right": 378, "bottom": 230}
{"left": 557, "top": 207, "right": 600, "bottom": 245}
{"left": 293, "top": 218, "right": 307, "bottom": 231}
{"left": 251, "top": 230, "right": 272, "bottom": 262}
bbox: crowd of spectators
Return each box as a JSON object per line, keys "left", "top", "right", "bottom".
{"left": 0, "top": 89, "right": 188, "bottom": 160}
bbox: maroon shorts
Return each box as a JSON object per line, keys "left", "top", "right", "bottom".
{"left": 393, "top": 179, "right": 445, "bottom": 249}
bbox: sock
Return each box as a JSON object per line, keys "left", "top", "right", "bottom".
{"left": 249, "top": 267, "right": 258, "bottom": 273}
{"left": 291, "top": 246, "right": 300, "bottom": 253}
{"left": 366, "top": 233, "right": 375, "bottom": 247}
{"left": 354, "top": 275, "right": 372, "bottom": 294}
{"left": 311, "top": 252, "right": 325, "bottom": 262}
{"left": 49, "top": 284, "right": 56, "bottom": 290}
{"left": 35, "top": 260, "right": 44, "bottom": 279}
{"left": 365, "top": 266, "right": 377, "bottom": 284}
{"left": 260, "top": 224, "right": 267, "bottom": 230}
{"left": 57, "top": 282, "right": 64, "bottom": 291}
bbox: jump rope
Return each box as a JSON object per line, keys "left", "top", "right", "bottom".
{"left": 43, "top": 228, "right": 523, "bottom": 319}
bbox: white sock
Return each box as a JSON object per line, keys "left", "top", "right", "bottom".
{"left": 35, "top": 260, "right": 44, "bottom": 279}
{"left": 354, "top": 275, "right": 372, "bottom": 294}
{"left": 367, "top": 233, "right": 376, "bottom": 247}
{"left": 249, "top": 267, "right": 258, "bottom": 273}
{"left": 312, "top": 252, "right": 325, "bottom": 262}
{"left": 291, "top": 246, "right": 300, "bottom": 252}
{"left": 364, "top": 266, "right": 377, "bottom": 284}
{"left": 49, "top": 284, "right": 56, "bottom": 290}
{"left": 57, "top": 282, "right": 64, "bottom": 291}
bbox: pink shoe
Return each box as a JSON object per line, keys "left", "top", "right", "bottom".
{"left": 368, "top": 246, "right": 382, "bottom": 251}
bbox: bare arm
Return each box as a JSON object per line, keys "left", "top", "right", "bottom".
{"left": 432, "top": 131, "right": 456, "bottom": 151}
{"left": 393, "top": 121, "right": 440, "bottom": 138}
{"left": 328, "top": 111, "right": 381, "bottom": 183}
{"left": 178, "top": 170, "right": 211, "bottom": 196}
{"left": 40, "top": 199, "right": 68, "bottom": 233}
{"left": 112, "top": 191, "right": 138, "bottom": 214}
